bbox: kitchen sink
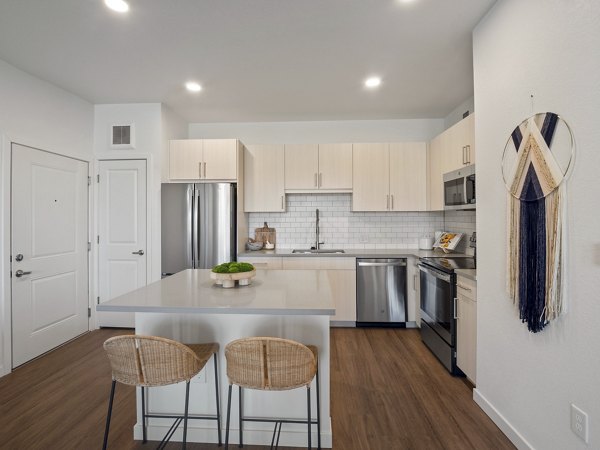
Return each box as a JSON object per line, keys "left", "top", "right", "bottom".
{"left": 292, "top": 249, "right": 345, "bottom": 254}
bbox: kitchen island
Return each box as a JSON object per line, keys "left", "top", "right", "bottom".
{"left": 97, "top": 268, "right": 335, "bottom": 448}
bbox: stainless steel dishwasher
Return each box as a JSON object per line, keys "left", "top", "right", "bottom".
{"left": 356, "top": 258, "right": 407, "bottom": 326}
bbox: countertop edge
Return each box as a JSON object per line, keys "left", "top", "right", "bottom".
{"left": 96, "top": 304, "right": 336, "bottom": 316}
{"left": 238, "top": 249, "right": 470, "bottom": 259}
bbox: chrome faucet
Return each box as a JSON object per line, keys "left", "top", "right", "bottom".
{"left": 312, "top": 208, "right": 324, "bottom": 250}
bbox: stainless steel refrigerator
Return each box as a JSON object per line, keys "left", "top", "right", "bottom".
{"left": 161, "top": 183, "right": 236, "bottom": 276}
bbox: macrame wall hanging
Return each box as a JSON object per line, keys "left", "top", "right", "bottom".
{"left": 501, "top": 112, "right": 574, "bottom": 333}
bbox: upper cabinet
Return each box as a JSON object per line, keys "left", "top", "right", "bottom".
{"left": 389, "top": 142, "right": 427, "bottom": 211}
{"left": 352, "top": 143, "right": 390, "bottom": 211}
{"left": 169, "top": 139, "right": 238, "bottom": 181}
{"left": 244, "top": 144, "right": 286, "bottom": 212}
{"left": 428, "top": 114, "right": 475, "bottom": 210}
{"left": 284, "top": 143, "right": 352, "bottom": 191}
{"left": 442, "top": 114, "right": 476, "bottom": 174}
{"left": 353, "top": 142, "right": 427, "bottom": 212}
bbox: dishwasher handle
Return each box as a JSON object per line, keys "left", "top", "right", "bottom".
{"left": 357, "top": 261, "right": 407, "bottom": 267}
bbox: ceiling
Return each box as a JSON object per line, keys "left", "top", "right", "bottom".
{"left": 0, "top": 0, "right": 495, "bottom": 123}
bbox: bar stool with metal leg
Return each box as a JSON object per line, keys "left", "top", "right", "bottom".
{"left": 224, "top": 337, "right": 321, "bottom": 449}
{"left": 102, "top": 335, "right": 222, "bottom": 449}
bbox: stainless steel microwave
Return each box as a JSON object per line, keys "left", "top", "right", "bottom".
{"left": 443, "top": 165, "right": 475, "bottom": 210}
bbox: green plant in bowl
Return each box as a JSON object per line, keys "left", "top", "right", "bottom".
{"left": 212, "top": 262, "right": 255, "bottom": 273}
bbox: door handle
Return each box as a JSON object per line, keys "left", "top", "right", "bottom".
{"left": 15, "top": 270, "right": 32, "bottom": 278}
{"left": 132, "top": 250, "right": 145, "bottom": 256}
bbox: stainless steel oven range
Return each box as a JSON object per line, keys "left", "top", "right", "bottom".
{"left": 419, "top": 256, "right": 475, "bottom": 375}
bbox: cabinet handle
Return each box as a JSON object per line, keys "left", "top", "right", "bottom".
{"left": 454, "top": 297, "right": 458, "bottom": 319}
{"left": 203, "top": 162, "right": 207, "bottom": 178}
{"left": 319, "top": 173, "right": 322, "bottom": 187}
{"left": 314, "top": 173, "right": 318, "bottom": 187}
{"left": 462, "top": 146, "right": 466, "bottom": 165}
{"left": 391, "top": 194, "right": 394, "bottom": 210}
{"left": 281, "top": 195, "right": 284, "bottom": 210}
{"left": 466, "top": 145, "right": 471, "bottom": 164}
{"left": 386, "top": 195, "right": 390, "bottom": 210}
{"left": 457, "top": 283, "right": 472, "bottom": 291}
{"left": 199, "top": 162, "right": 202, "bottom": 178}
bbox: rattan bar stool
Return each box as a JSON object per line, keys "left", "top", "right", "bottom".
{"left": 224, "top": 337, "right": 321, "bottom": 450}
{"left": 102, "top": 335, "right": 222, "bottom": 450}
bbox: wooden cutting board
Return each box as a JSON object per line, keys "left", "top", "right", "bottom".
{"left": 255, "top": 222, "right": 276, "bottom": 245}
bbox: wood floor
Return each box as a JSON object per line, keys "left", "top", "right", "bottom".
{"left": 0, "top": 328, "right": 514, "bottom": 450}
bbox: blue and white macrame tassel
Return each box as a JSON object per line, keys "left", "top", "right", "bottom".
{"left": 506, "top": 113, "right": 565, "bottom": 332}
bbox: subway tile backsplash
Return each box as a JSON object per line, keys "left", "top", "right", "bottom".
{"left": 248, "top": 194, "right": 476, "bottom": 250}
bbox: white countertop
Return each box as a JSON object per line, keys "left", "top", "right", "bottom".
{"left": 455, "top": 268, "right": 477, "bottom": 281}
{"left": 96, "top": 269, "right": 335, "bottom": 315}
{"left": 239, "top": 248, "right": 470, "bottom": 259}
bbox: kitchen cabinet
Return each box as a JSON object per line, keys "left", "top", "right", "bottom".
{"left": 442, "top": 114, "right": 476, "bottom": 174}
{"left": 428, "top": 133, "right": 445, "bottom": 211}
{"left": 456, "top": 275, "right": 477, "bottom": 384}
{"left": 237, "top": 256, "right": 283, "bottom": 270}
{"left": 352, "top": 143, "right": 390, "bottom": 211}
{"left": 169, "top": 139, "right": 238, "bottom": 181}
{"left": 353, "top": 142, "right": 427, "bottom": 211}
{"left": 243, "top": 144, "right": 286, "bottom": 212}
{"left": 389, "top": 142, "right": 427, "bottom": 211}
{"left": 284, "top": 143, "right": 352, "bottom": 191}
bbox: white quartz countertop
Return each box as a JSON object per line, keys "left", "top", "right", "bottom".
{"left": 239, "top": 248, "right": 470, "bottom": 259}
{"left": 96, "top": 269, "right": 335, "bottom": 315}
{"left": 455, "top": 268, "right": 477, "bottom": 281}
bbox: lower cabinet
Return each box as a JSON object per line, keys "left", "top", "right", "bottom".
{"left": 456, "top": 276, "right": 477, "bottom": 384}
{"left": 238, "top": 256, "right": 356, "bottom": 324}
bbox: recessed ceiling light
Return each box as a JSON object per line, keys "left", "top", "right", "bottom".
{"left": 104, "top": 0, "right": 129, "bottom": 13}
{"left": 185, "top": 81, "right": 202, "bottom": 93}
{"left": 365, "top": 77, "right": 382, "bottom": 88}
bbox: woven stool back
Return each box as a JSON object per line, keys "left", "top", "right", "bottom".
{"left": 225, "top": 337, "right": 316, "bottom": 391}
{"left": 104, "top": 335, "right": 203, "bottom": 387}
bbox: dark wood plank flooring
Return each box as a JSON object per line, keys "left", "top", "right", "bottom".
{"left": 0, "top": 328, "right": 514, "bottom": 450}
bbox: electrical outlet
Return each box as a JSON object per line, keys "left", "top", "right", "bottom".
{"left": 571, "top": 404, "right": 589, "bottom": 443}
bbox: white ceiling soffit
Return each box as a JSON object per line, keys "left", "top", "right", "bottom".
{"left": 0, "top": 0, "right": 496, "bottom": 123}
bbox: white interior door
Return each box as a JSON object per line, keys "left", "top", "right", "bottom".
{"left": 11, "top": 144, "right": 89, "bottom": 368}
{"left": 97, "top": 159, "right": 147, "bottom": 328}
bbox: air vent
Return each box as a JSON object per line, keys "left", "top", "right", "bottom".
{"left": 110, "top": 124, "right": 135, "bottom": 149}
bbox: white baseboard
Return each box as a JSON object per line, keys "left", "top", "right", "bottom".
{"left": 473, "top": 389, "right": 535, "bottom": 450}
{"left": 133, "top": 418, "right": 333, "bottom": 448}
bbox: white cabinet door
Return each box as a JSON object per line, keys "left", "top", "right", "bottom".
{"left": 284, "top": 144, "right": 319, "bottom": 190}
{"left": 97, "top": 159, "right": 147, "bottom": 328}
{"left": 389, "top": 142, "right": 427, "bottom": 211}
{"left": 244, "top": 144, "right": 286, "bottom": 212}
{"left": 352, "top": 143, "right": 389, "bottom": 211}
{"left": 456, "top": 276, "right": 477, "bottom": 384}
{"left": 169, "top": 139, "right": 203, "bottom": 180}
{"left": 318, "top": 143, "right": 353, "bottom": 190}
{"left": 11, "top": 144, "right": 89, "bottom": 367}
{"left": 203, "top": 139, "right": 238, "bottom": 180}
{"left": 428, "top": 134, "right": 444, "bottom": 211}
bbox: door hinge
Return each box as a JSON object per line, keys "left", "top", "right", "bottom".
{"left": 88, "top": 307, "right": 92, "bottom": 318}
{"left": 88, "top": 176, "right": 91, "bottom": 186}
{"left": 87, "top": 242, "right": 91, "bottom": 251}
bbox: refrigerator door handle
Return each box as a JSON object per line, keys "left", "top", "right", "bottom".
{"left": 192, "top": 186, "right": 199, "bottom": 268}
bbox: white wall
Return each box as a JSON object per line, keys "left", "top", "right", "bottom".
{"left": 93, "top": 104, "right": 163, "bottom": 283}
{"left": 189, "top": 118, "right": 444, "bottom": 144}
{"left": 0, "top": 58, "right": 94, "bottom": 376}
{"left": 444, "top": 96, "right": 474, "bottom": 130}
{"left": 161, "top": 105, "right": 188, "bottom": 182}
{"left": 474, "top": 1, "right": 600, "bottom": 449}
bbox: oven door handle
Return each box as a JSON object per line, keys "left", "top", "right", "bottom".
{"left": 418, "top": 264, "right": 451, "bottom": 283}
